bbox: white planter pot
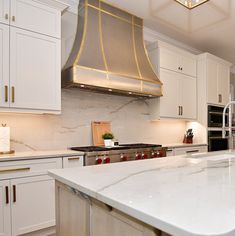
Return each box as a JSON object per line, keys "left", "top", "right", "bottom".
{"left": 104, "top": 139, "right": 112, "bottom": 147}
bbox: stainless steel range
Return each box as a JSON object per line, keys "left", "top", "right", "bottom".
{"left": 71, "top": 143, "right": 166, "bottom": 166}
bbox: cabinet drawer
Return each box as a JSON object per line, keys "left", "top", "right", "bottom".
{"left": 0, "top": 158, "right": 62, "bottom": 180}
{"left": 63, "top": 156, "right": 84, "bottom": 168}
{"left": 11, "top": 0, "right": 61, "bottom": 38}
{"left": 174, "top": 146, "right": 207, "bottom": 156}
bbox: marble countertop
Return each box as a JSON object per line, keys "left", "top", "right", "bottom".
{"left": 0, "top": 150, "right": 84, "bottom": 162}
{"left": 49, "top": 150, "right": 235, "bottom": 236}
{"left": 162, "top": 143, "right": 207, "bottom": 149}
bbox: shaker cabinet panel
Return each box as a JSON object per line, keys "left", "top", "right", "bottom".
{"left": 11, "top": 175, "right": 56, "bottom": 236}
{"left": 0, "top": 180, "right": 11, "bottom": 236}
{"left": 0, "top": 23, "right": 9, "bottom": 108}
{"left": 159, "top": 69, "right": 179, "bottom": 118}
{"left": 180, "top": 54, "right": 197, "bottom": 77}
{"left": 206, "top": 58, "right": 230, "bottom": 106}
{"left": 179, "top": 75, "right": 197, "bottom": 119}
{"left": 10, "top": 27, "right": 61, "bottom": 111}
{"left": 159, "top": 48, "right": 180, "bottom": 73}
{"left": 10, "top": 0, "right": 61, "bottom": 38}
{"left": 217, "top": 64, "right": 230, "bottom": 106}
{"left": 207, "top": 59, "right": 218, "bottom": 104}
{"left": 0, "top": 0, "right": 9, "bottom": 25}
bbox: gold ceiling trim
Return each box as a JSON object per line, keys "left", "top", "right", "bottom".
{"left": 174, "top": 0, "right": 210, "bottom": 9}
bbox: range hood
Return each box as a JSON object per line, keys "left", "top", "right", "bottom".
{"left": 62, "top": 0, "right": 162, "bottom": 97}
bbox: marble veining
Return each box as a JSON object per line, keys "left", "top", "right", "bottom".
{"left": 0, "top": 89, "right": 189, "bottom": 152}
{"left": 49, "top": 152, "right": 235, "bottom": 236}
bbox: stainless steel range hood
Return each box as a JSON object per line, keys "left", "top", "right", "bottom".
{"left": 62, "top": 0, "right": 162, "bottom": 97}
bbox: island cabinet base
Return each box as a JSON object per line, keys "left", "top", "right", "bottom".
{"left": 55, "top": 181, "right": 171, "bottom": 236}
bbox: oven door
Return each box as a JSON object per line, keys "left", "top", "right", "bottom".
{"left": 208, "top": 130, "right": 229, "bottom": 152}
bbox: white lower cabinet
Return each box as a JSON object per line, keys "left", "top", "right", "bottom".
{"left": 166, "top": 145, "right": 208, "bottom": 157}
{"left": 11, "top": 176, "right": 56, "bottom": 236}
{"left": 0, "top": 157, "right": 63, "bottom": 236}
{"left": 173, "top": 146, "right": 208, "bottom": 156}
{"left": 0, "top": 180, "right": 11, "bottom": 236}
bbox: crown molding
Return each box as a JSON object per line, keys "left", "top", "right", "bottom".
{"left": 144, "top": 27, "right": 202, "bottom": 55}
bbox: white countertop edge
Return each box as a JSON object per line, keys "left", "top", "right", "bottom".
{"left": 0, "top": 150, "right": 84, "bottom": 162}
{"left": 162, "top": 143, "right": 208, "bottom": 149}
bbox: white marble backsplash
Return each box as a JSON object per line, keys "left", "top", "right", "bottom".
{"left": 0, "top": 89, "right": 187, "bottom": 151}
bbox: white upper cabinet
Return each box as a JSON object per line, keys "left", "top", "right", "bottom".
{"left": 10, "top": 27, "right": 61, "bottom": 111}
{"left": 179, "top": 74, "right": 197, "bottom": 119}
{"left": 200, "top": 53, "right": 232, "bottom": 106}
{"left": 10, "top": 0, "right": 61, "bottom": 38}
{"left": 0, "top": 0, "right": 63, "bottom": 113}
{"left": 148, "top": 41, "right": 197, "bottom": 120}
{"left": 0, "top": 0, "right": 9, "bottom": 25}
{"left": 217, "top": 63, "right": 230, "bottom": 106}
{"left": 0, "top": 24, "right": 9, "bottom": 108}
{"left": 159, "top": 69, "right": 179, "bottom": 118}
{"left": 158, "top": 44, "right": 197, "bottom": 77}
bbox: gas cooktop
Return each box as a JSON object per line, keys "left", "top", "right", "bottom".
{"left": 71, "top": 143, "right": 162, "bottom": 152}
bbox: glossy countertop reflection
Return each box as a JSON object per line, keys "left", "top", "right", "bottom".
{"left": 49, "top": 150, "right": 235, "bottom": 236}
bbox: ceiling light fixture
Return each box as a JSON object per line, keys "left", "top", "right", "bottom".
{"left": 175, "top": 0, "right": 209, "bottom": 9}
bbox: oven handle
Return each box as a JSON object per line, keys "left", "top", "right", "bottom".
{"left": 208, "top": 136, "right": 230, "bottom": 139}
{"left": 208, "top": 111, "right": 229, "bottom": 115}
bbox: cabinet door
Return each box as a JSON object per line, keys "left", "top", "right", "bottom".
{"left": 180, "top": 54, "right": 197, "bottom": 77}
{"left": 0, "top": 0, "right": 9, "bottom": 24}
{"left": 159, "top": 48, "right": 180, "bottom": 73}
{"left": 0, "top": 23, "right": 9, "bottom": 108}
{"left": 10, "top": 0, "right": 61, "bottom": 38}
{"left": 179, "top": 74, "right": 197, "bottom": 119}
{"left": 0, "top": 180, "right": 11, "bottom": 236}
{"left": 11, "top": 175, "right": 56, "bottom": 236}
{"left": 160, "top": 69, "right": 180, "bottom": 118}
{"left": 217, "top": 64, "right": 230, "bottom": 106}
{"left": 207, "top": 59, "right": 218, "bottom": 104}
{"left": 10, "top": 27, "right": 61, "bottom": 111}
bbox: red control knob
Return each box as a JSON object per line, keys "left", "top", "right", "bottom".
{"left": 135, "top": 153, "right": 142, "bottom": 160}
{"left": 96, "top": 158, "right": 103, "bottom": 165}
{"left": 120, "top": 155, "right": 128, "bottom": 162}
{"left": 104, "top": 157, "right": 111, "bottom": 164}
{"left": 142, "top": 153, "right": 148, "bottom": 159}
{"left": 152, "top": 152, "right": 160, "bottom": 158}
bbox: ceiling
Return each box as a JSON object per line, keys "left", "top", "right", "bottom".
{"left": 102, "top": 0, "right": 235, "bottom": 67}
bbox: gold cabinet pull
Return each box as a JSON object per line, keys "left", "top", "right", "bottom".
{"left": 5, "top": 13, "right": 8, "bottom": 20}
{"left": 0, "top": 167, "right": 30, "bottom": 173}
{"left": 4, "top": 86, "right": 8, "bottom": 102}
{"left": 12, "top": 16, "right": 15, "bottom": 22}
{"left": 68, "top": 157, "right": 80, "bottom": 161}
{"left": 11, "top": 87, "right": 15, "bottom": 103}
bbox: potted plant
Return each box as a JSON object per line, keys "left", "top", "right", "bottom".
{"left": 102, "top": 132, "right": 114, "bottom": 147}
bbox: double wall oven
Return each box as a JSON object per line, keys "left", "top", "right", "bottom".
{"left": 208, "top": 105, "right": 229, "bottom": 152}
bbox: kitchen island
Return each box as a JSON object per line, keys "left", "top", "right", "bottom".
{"left": 49, "top": 151, "right": 235, "bottom": 236}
